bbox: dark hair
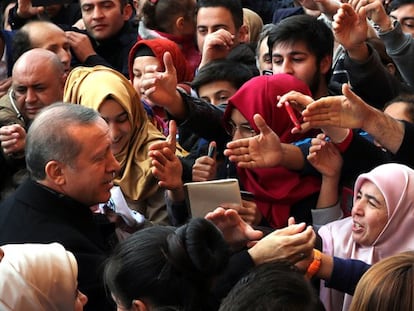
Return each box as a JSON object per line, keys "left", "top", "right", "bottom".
{"left": 191, "top": 59, "right": 254, "bottom": 93}
{"left": 267, "top": 14, "right": 333, "bottom": 64}
{"left": 11, "top": 29, "right": 31, "bottom": 64}
{"left": 219, "top": 262, "right": 323, "bottom": 311}
{"left": 196, "top": 0, "right": 243, "bottom": 30}
{"left": 104, "top": 218, "right": 229, "bottom": 310}
{"left": 384, "top": 94, "right": 414, "bottom": 122}
{"left": 389, "top": 0, "right": 414, "bottom": 12}
{"left": 26, "top": 103, "right": 100, "bottom": 180}
{"left": 142, "top": 0, "right": 195, "bottom": 33}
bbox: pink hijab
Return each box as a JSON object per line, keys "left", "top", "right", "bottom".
{"left": 223, "top": 74, "right": 321, "bottom": 228}
{"left": 319, "top": 163, "right": 414, "bottom": 311}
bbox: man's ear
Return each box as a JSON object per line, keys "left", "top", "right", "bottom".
{"left": 131, "top": 299, "right": 149, "bottom": 311}
{"left": 44, "top": 160, "right": 66, "bottom": 186}
{"left": 176, "top": 16, "right": 185, "bottom": 31}
{"left": 237, "top": 24, "right": 249, "bottom": 44}
{"left": 122, "top": 3, "right": 134, "bottom": 21}
{"left": 319, "top": 54, "right": 332, "bottom": 76}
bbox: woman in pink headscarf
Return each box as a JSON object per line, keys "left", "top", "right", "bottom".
{"left": 319, "top": 163, "right": 414, "bottom": 311}
{"left": 223, "top": 73, "right": 321, "bottom": 228}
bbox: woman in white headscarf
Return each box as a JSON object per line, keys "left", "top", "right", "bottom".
{"left": 0, "top": 242, "right": 88, "bottom": 311}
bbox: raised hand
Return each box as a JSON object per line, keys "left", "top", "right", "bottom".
{"left": 224, "top": 114, "right": 283, "bottom": 168}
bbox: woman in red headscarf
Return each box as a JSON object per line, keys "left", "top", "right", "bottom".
{"left": 223, "top": 73, "right": 321, "bottom": 228}
{"left": 128, "top": 38, "right": 193, "bottom": 134}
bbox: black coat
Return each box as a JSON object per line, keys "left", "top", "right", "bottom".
{"left": 0, "top": 179, "right": 116, "bottom": 311}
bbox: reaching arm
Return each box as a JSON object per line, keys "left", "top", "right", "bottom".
{"left": 303, "top": 84, "right": 405, "bottom": 154}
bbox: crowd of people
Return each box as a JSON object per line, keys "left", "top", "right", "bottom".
{"left": 1, "top": 0, "right": 414, "bottom": 310}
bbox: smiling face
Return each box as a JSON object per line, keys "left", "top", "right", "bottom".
{"left": 351, "top": 181, "right": 388, "bottom": 246}
{"left": 59, "top": 118, "right": 121, "bottom": 206}
{"left": 98, "top": 98, "right": 132, "bottom": 155}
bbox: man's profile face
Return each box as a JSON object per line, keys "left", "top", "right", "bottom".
{"left": 60, "top": 118, "right": 121, "bottom": 206}
{"left": 12, "top": 60, "right": 64, "bottom": 121}
{"left": 196, "top": 6, "right": 239, "bottom": 52}
{"left": 80, "top": 0, "right": 130, "bottom": 41}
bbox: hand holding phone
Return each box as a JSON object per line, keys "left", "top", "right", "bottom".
{"left": 284, "top": 101, "right": 301, "bottom": 130}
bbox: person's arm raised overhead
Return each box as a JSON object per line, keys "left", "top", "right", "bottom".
{"left": 333, "top": 3, "right": 370, "bottom": 62}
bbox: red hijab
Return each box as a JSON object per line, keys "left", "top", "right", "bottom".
{"left": 128, "top": 38, "right": 194, "bottom": 83}
{"left": 223, "top": 74, "right": 321, "bottom": 228}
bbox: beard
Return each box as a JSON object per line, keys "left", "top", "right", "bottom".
{"left": 308, "top": 66, "right": 322, "bottom": 98}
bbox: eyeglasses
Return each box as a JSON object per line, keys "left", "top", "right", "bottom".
{"left": 226, "top": 121, "right": 256, "bottom": 137}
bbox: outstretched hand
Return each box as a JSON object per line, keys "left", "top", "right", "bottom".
{"left": 224, "top": 114, "right": 283, "bottom": 168}
{"left": 205, "top": 207, "right": 263, "bottom": 250}
{"left": 302, "top": 84, "right": 369, "bottom": 129}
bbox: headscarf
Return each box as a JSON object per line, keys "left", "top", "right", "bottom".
{"left": 0, "top": 243, "right": 78, "bottom": 311}
{"left": 242, "top": 8, "right": 264, "bottom": 44}
{"left": 318, "top": 163, "right": 414, "bottom": 311}
{"left": 64, "top": 65, "right": 166, "bottom": 202}
{"left": 128, "top": 38, "right": 194, "bottom": 84}
{"left": 223, "top": 74, "right": 321, "bottom": 228}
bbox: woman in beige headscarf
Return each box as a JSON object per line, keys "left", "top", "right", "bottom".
{"left": 0, "top": 242, "right": 87, "bottom": 311}
{"left": 64, "top": 65, "right": 174, "bottom": 225}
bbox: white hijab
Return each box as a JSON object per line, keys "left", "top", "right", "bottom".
{"left": 0, "top": 243, "right": 78, "bottom": 311}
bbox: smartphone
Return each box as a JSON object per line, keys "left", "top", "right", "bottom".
{"left": 240, "top": 190, "right": 255, "bottom": 201}
{"left": 32, "top": 0, "right": 71, "bottom": 6}
{"left": 207, "top": 145, "right": 216, "bottom": 158}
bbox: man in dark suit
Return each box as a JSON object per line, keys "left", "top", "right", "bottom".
{"left": 0, "top": 103, "right": 121, "bottom": 311}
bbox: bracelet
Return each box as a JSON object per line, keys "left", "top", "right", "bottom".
{"left": 305, "top": 249, "right": 322, "bottom": 279}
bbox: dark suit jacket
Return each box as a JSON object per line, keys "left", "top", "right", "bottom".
{"left": 0, "top": 179, "right": 116, "bottom": 311}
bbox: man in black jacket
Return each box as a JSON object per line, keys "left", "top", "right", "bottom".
{"left": 0, "top": 103, "right": 121, "bottom": 311}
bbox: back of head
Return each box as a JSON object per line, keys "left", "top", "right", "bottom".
{"left": 196, "top": 0, "right": 244, "bottom": 30}
{"left": 26, "top": 103, "right": 100, "bottom": 181}
{"left": 191, "top": 59, "right": 255, "bottom": 94}
{"left": 219, "top": 262, "right": 322, "bottom": 311}
{"left": 142, "top": 0, "right": 196, "bottom": 33}
{"left": 104, "top": 218, "right": 229, "bottom": 310}
{"left": 0, "top": 242, "right": 78, "bottom": 311}
{"left": 242, "top": 8, "right": 263, "bottom": 44}
{"left": 350, "top": 251, "right": 414, "bottom": 311}
{"left": 12, "top": 20, "right": 63, "bottom": 64}
{"left": 267, "top": 14, "right": 333, "bottom": 63}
